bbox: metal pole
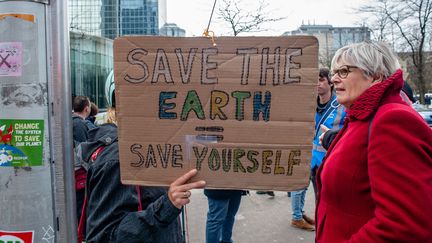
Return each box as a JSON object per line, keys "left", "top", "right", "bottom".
{"left": 47, "top": 0, "right": 77, "bottom": 242}
{"left": 0, "top": 1, "right": 63, "bottom": 242}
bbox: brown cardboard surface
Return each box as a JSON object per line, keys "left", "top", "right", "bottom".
{"left": 114, "top": 36, "right": 318, "bottom": 191}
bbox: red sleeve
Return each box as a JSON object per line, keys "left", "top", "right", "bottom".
{"left": 348, "top": 105, "right": 432, "bottom": 242}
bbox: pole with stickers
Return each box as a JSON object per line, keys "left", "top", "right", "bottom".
{"left": 0, "top": 0, "right": 75, "bottom": 242}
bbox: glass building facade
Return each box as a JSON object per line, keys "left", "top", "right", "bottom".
{"left": 332, "top": 27, "right": 370, "bottom": 50}
{"left": 68, "top": 0, "right": 163, "bottom": 108}
{"left": 69, "top": 0, "right": 161, "bottom": 40}
{"left": 120, "top": 0, "right": 159, "bottom": 36}
{"left": 160, "top": 23, "right": 186, "bottom": 37}
{"left": 70, "top": 31, "right": 113, "bottom": 108}
{"left": 101, "top": 0, "right": 119, "bottom": 39}
{"left": 283, "top": 24, "right": 370, "bottom": 66}
{"left": 68, "top": 0, "right": 102, "bottom": 36}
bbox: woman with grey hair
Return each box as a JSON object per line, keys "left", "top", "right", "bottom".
{"left": 315, "top": 42, "right": 432, "bottom": 242}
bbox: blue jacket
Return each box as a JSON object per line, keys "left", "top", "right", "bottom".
{"left": 78, "top": 124, "right": 182, "bottom": 243}
{"left": 311, "top": 93, "right": 346, "bottom": 169}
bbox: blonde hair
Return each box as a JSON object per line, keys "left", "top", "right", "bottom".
{"left": 331, "top": 41, "right": 400, "bottom": 80}
{"left": 105, "top": 107, "right": 117, "bottom": 124}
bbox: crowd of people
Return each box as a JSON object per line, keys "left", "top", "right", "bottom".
{"left": 72, "top": 41, "right": 432, "bottom": 242}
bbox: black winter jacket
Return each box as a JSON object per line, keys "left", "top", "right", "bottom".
{"left": 78, "top": 124, "right": 182, "bottom": 243}
{"left": 72, "top": 114, "right": 89, "bottom": 143}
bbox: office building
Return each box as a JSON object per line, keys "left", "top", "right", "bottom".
{"left": 283, "top": 24, "right": 370, "bottom": 66}
{"left": 70, "top": 31, "right": 113, "bottom": 107}
{"left": 68, "top": 0, "right": 166, "bottom": 107}
{"left": 68, "top": 0, "right": 163, "bottom": 39}
{"left": 68, "top": 0, "right": 102, "bottom": 36}
{"left": 159, "top": 23, "right": 186, "bottom": 37}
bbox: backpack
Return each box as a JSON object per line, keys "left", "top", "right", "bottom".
{"left": 74, "top": 140, "right": 88, "bottom": 191}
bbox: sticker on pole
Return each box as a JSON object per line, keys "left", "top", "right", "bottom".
{"left": 0, "top": 42, "right": 23, "bottom": 77}
{"left": 0, "top": 13, "right": 35, "bottom": 23}
{"left": 0, "top": 119, "right": 44, "bottom": 167}
{"left": 0, "top": 230, "right": 34, "bottom": 243}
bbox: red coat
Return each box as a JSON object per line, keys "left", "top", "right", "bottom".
{"left": 316, "top": 70, "right": 432, "bottom": 242}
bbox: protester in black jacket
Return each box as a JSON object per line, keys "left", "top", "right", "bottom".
{"left": 77, "top": 77, "right": 205, "bottom": 242}
{"left": 78, "top": 124, "right": 205, "bottom": 243}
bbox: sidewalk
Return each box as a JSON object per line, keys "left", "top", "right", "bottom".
{"left": 185, "top": 185, "right": 316, "bottom": 243}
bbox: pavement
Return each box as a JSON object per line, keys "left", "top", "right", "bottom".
{"left": 184, "top": 184, "right": 316, "bottom": 243}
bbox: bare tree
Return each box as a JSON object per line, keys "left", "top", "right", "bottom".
{"left": 357, "top": 16, "right": 392, "bottom": 43}
{"left": 358, "top": 0, "right": 432, "bottom": 104}
{"left": 319, "top": 51, "right": 335, "bottom": 69}
{"left": 217, "top": 0, "right": 285, "bottom": 36}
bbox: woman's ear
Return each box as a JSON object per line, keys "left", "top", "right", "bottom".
{"left": 372, "top": 74, "right": 383, "bottom": 83}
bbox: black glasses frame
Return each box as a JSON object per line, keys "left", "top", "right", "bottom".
{"left": 331, "top": 65, "right": 358, "bottom": 79}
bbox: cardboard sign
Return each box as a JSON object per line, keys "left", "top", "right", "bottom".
{"left": 114, "top": 36, "right": 318, "bottom": 191}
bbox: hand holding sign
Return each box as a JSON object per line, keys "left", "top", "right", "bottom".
{"left": 168, "top": 169, "right": 206, "bottom": 209}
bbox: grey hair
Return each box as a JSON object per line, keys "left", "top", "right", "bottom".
{"left": 331, "top": 41, "right": 400, "bottom": 79}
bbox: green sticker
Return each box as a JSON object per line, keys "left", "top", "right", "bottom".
{"left": 0, "top": 119, "right": 44, "bottom": 167}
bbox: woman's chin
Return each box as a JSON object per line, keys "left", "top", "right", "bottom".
{"left": 336, "top": 96, "right": 348, "bottom": 107}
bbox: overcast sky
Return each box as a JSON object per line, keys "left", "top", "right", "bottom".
{"left": 164, "top": 0, "right": 367, "bottom": 36}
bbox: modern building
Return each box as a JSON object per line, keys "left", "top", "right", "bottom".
{"left": 100, "top": 0, "right": 119, "bottom": 39}
{"left": 117, "top": 0, "right": 159, "bottom": 37}
{"left": 283, "top": 24, "right": 370, "bottom": 66}
{"left": 70, "top": 31, "right": 113, "bottom": 108}
{"left": 68, "top": 0, "right": 163, "bottom": 40}
{"left": 158, "top": 0, "right": 167, "bottom": 29}
{"left": 159, "top": 23, "right": 186, "bottom": 37}
{"left": 68, "top": 0, "right": 166, "bottom": 108}
{"left": 68, "top": 0, "right": 102, "bottom": 36}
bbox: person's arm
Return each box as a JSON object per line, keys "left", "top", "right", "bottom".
{"left": 115, "top": 169, "right": 205, "bottom": 242}
{"left": 347, "top": 107, "right": 432, "bottom": 242}
{"left": 320, "top": 127, "right": 340, "bottom": 150}
{"left": 86, "top": 158, "right": 205, "bottom": 243}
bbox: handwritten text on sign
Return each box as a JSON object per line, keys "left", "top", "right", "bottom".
{"left": 114, "top": 36, "right": 318, "bottom": 191}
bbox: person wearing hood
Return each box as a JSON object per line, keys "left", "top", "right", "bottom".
{"left": 77, "top": 77, "right": 206, "bottom": 243}
{"left": 315, "top": 41, "right": 432, "bottom": 242}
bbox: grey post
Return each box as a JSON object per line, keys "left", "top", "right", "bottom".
{"left": 0, "top": 0, "right": 76, "bottom": 242}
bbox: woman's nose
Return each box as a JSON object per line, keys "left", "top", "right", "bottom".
{"left": 331, "top": 75, "right": 340, "bottom": 83}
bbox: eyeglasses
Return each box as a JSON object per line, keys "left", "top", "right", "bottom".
{"left": 331, "top": 65, "right": 358, "bottom": 79}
